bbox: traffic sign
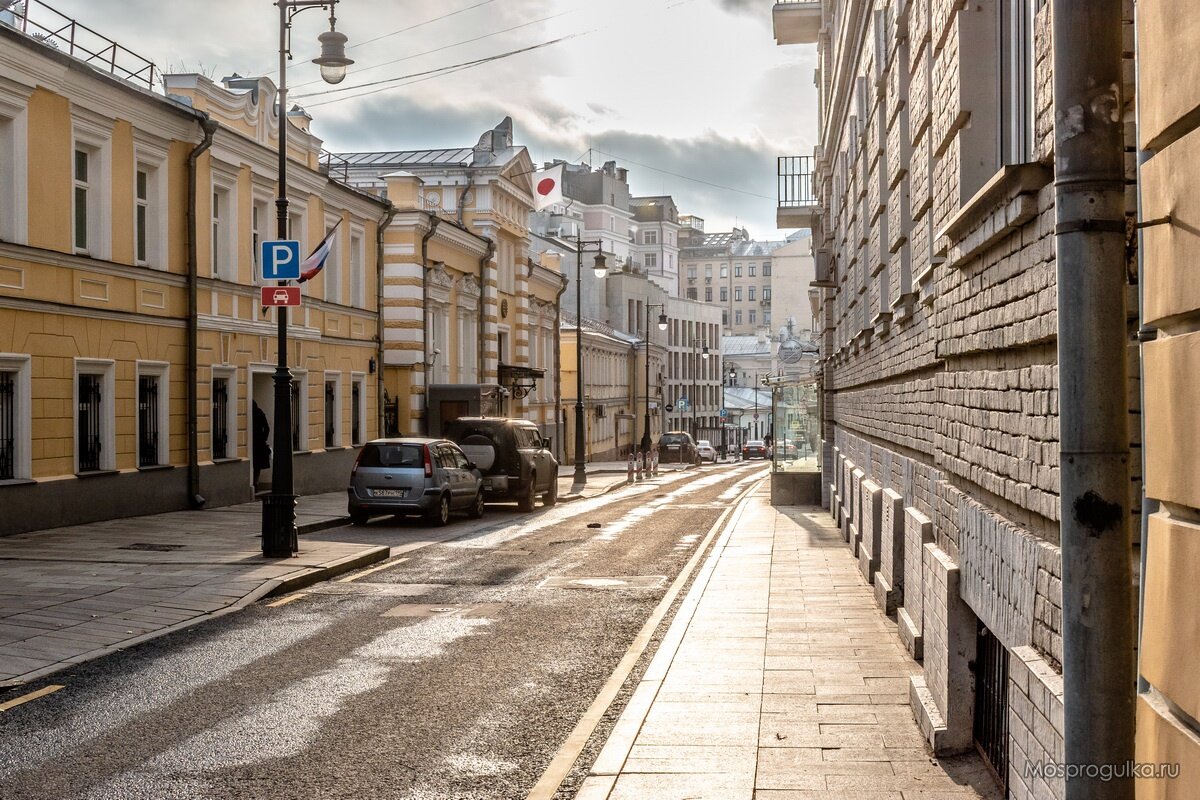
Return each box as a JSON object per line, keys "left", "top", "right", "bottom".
{"left": 753, "top": 413, "right": 760, "bottom": 420}
{"left": 260, "top": 239, "right": 301, "bottom": 281}
{"left": 719, "top": 408, "right": 728, "bottom": 418}
{"left": 261, "top": 285, "right": 301, "bottom": 307}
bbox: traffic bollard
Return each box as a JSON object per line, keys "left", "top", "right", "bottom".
{"left": 627, "top": 452, "right": 635, "bottom": 483}
{"left": 635, "top": 449, "right": 643, "bottom": 481}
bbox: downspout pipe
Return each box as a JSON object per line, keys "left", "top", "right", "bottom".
{"left": 376, "top": 202, "right": 396, "bottom": 437}
{"left": 478, "top": 238, "right": 495, "bottom": 385}
{"left": 420, "top": 215, "right": 441, "bottom": 435}
{"left": 1052, "top": 1, "right": 1136, "bottom": 797}
{"left": 554, "top": 272, "right": 568, "bottom": 462}
{"left": 186, "top": 115, "right": 219, "bottom": 509}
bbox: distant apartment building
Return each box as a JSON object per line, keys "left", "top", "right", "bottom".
{"left": 679, "top": 223, "right": 787, "bottom": 335}
{"left": 629, "top": 196, "right": 682, "bottom": 296}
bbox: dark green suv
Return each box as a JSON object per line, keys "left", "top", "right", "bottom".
{"left": 443, "top": 417, "right": 558, "bottom": 511}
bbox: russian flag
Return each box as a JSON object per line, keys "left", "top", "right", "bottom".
{"left": 297, "top": 219, "right": 343, "bottom": 284}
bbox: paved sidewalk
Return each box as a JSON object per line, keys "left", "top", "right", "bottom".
{"left": 576, "top": 487, "right": 1002, "bottom": 800}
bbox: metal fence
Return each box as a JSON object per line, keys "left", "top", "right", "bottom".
{"left": 137, "top": 375, "right": 159, "bottom": 467}
{"left": 973, "top": 624, "right": 1010, "bottom": 792}
{"left": 212, "top": 379, "right": 229, "bottom": 460}
{"left": 2, "top": 1, "right": 157, "bottom": 90}
{"left": 778, "top": 155, "right": 816, "bottom": 207}
{"left": 77, "top": 373, "right": 102, "bottom": 472}
{"left": 0, "top": 371, "right": 13, "bottom": 480}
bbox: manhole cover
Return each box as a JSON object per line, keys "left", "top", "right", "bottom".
{"left": 382, "top": 604, "right": 465, "bottom": 618}
{"left": 541, "top": 576, "right": 666, "bottom": 590}
{"left": 120, "top": 543, "right": 185, "bottom": 552}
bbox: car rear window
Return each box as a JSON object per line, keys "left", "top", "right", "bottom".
{"left": 514, "top": 426, "right": 542, "bottom": 448}
{"left": 358, "top": 444, "right": 424, "bottom": 468}
{"left": 660, "top": 434, "right": 688, "bottom": 444}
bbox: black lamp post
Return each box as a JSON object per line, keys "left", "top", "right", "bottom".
{"left": 573, "top": 233, "right": 608, "bottom": 486}
{"left": 640, "top": 304, "right": 667, "bottom": 454}
{"left": 688, "top": 338, "right": 709, "bottom": 439}
{"left": 262, "top": 0, "right": 353, "bottom": 558}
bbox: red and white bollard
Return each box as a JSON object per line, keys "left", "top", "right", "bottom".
{"left": 652, "top": 449, "right": 659, "bottom": 476}
{"left": 627, "top": 451, "right": 635, "bottom": 483}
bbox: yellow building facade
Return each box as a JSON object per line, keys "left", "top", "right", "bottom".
{"left": 0, "top": 28, "right": 384, "bottom": 534}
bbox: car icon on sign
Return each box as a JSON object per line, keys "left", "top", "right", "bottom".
{"left": 272, "top": 290, "right": 291, "bottom": 304}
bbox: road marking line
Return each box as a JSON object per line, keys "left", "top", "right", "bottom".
{"left": 266, "top": 593, "right": 308, "bottom": 608}
{"left": 336, "top": 556, "right": 409, "bottom": 583}
{"left": 525, "top": 476, "right": 764, "bottom": 800}
{"left": 0, "top": 684, "right": 65, "bottom": 712}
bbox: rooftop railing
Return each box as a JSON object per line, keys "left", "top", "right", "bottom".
{"left": 1, "top": 1, "right": 157, "bottom": 91}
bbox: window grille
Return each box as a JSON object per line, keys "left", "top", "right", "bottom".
{"left": 212, "top": 379, "right": 229, "bottom": 459}
{"left": 78, "top": 373, "right": 103, "bottom": 471}
{"left": 0, "top": 371, "right": 14, "bottom": 480}
{"left": 137, "top": 375, "right": 160, "bottom": 467}
{"left": 351, "top": 381, "right": 362, "bottom": 445}
{"left": 325, "top": 381, "right": 337, "bottom": 448}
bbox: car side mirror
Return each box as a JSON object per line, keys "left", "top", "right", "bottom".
{"left": 466, "top": 462, "right": 477, "bottom": 471}
{"left": 541, "top": 438, "right": 551, "bottom": 450}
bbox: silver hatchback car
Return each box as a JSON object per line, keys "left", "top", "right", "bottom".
{"left": 347, "top": 438, "right": 484, "bottom": 526}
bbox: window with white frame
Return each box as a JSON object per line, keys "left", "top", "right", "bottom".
{"left": 763, "top": 286, "right": 771, "bottom": 301}
{"left": 720, "top": 265, "right": 728, "bottom": 279}
{"left": 644, "top": 230, "right": 658, "bottom": 245}
{"left": 289, "top": 209, "right": 307, "bottom": 255}
{"left": 427, "top": 305, "right": 450, "bottom": 383}
{"left": 735, "top": 264, "right": 742, "bottom": 277}
{"left": 211, "top": 179, "right": 236, "bottom": 281}
{"left": 350, "top": 374, "right": 365, "bottom": 445}
{"left": 764, "top": 311, "right": 772, "bottom": 325}
{"left": 0, "top": 355, "right": 31, "bottom": 481}
{"left": 73, "top": 148, "right": 94, "bottom": 254}
{"left": 211, "top": 369, "right": 235, "bottom": 460}
{"left": 497, "top": 239, "right": 515, "bottom": 295}
{"left": 749, "top": 264, "right": 756, "bottom": 277}
{"left": 734, "top": 287, "right": 742, "bottom": 302}
{"left": 749, "top": 309, "right": 757, "bottom": 325}
{"left": 136, "top": 362, "right": 169, "bottom": 467}
{"left": 734, "top": 310, "right": 742, "bottom": 325}
{"left": 764, "top": 262, "right": 772, "bottom": 277}
{"left": 458, "top": 311, "right": 477, "bottom": 382}
{"left": 999, "top": 0, "right": 1035, "bottom": 166}
{"left": 350, "top": 229, "right": 365, "bottom": 308}
{"left": 73, "top": 119, "right": 110, "bottom": 259}
{"left": 323, "top": 216, "right": 342, "bottom": 304}
{"left": 0, "top": 101, "right": 27, "bottom": 245}
{"left": 252, "top": 196, "right": 270, "bottom": 284}
{"left": 324, "top": 372, "right": 341, "bottom": 448}
{"left": 645, "top": 253, "right": 657, "bottom": 270}
{"left": 75, "top": 359, "right": 115, "bottom": 473}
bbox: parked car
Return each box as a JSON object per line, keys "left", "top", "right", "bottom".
{"left": 742, "top": 440, "right": 768, "bottom": 460}
{"left": 347, "top": 438, "right": 484, "bottom": 526}
{"left": 658, "top": 431, "right": 699, "bottom": 465}
{"left": 696, "top": 439, "right": 717, "bottom": 463}
{"left": 443, "top": 417, "right": 558, "bottom": 511}
{"left": 777, "top": 440, "right": 799, "bottom": 460}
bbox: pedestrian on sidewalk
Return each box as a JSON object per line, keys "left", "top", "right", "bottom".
{"left": 252, "top": 401, "right": 271, "bottom": 489}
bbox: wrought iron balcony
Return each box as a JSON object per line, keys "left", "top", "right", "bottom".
{"left": 777, "top": 155, "right": 819, "bottom": 229}
{"left": 773, "top": 0, "right": 822, "bottom": 46}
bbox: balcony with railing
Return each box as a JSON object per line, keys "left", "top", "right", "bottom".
{"left": 777, "top": 155, "right": 819, "bottom": 229}
{"left": 773, "top": 0, "right": 822, "bottom": 46}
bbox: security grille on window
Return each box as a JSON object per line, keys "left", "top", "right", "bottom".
{"left": 212, "top": 378, "right": 229, "bottom": 459}
{"left": 351, "top": 381, "right": 362, "bottom": 445}
{"left": 0, "top": 371, "right": 13, "bottom": 480}
{"left": 138, "top": 375, "right": 160, "bottom": 467}
{"left": 325, "top": 380, "right": 337, "bottom": 448}
{"left": 78, "top": 373, "right": 103, "bottom": 472}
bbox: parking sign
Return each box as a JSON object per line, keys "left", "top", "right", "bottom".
{"left": 260, "top": 240, "right": 301, "bottom": 281}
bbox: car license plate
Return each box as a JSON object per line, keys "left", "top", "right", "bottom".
{"left": 667, "top": 445, "right": 679, "bottom": 450}
{"left": 370, "top": 488, "right": 407, "bottom": 498}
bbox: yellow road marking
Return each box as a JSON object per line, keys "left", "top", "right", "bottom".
{"left": 0, "top": 684, "right": 65, "bottom": 712}
{"left": 336, "top": 557, "right": 409, "bottom": 583}
{"left": 266, "top": 593, "right": 307, "bottom": 608}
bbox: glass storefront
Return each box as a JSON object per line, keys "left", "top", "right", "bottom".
{"left": 769, "top": 380, "right": 819, "bottom": 473}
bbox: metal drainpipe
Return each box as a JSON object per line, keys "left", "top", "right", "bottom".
{"left": 376, "top": 202, "right": 396, "bottom": 437}
{"left": 1052, "top": 1, "right": 1136, "bottom": 796}
{"left": 186, "top": 116, "right": 219, "bottom": 509}
{"left": 478, "top": 238, "right": 495, "bottom": 385}
{"left": 554, "top": 272, "right": 568, "bottom": 462}
{"left": 420, "top": 215, "right": 441, "bottom": 435}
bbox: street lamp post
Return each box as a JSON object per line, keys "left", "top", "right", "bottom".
{"left": 262, "top": 0, "right": 353, "bottom": 558}
{"left": 640, "top": 304, "right": 668, "bottom": 456}
{"left": 573, "top": 233, "right": 608, "bottom": 486}
{"left": 688, "top": 338, "right": 709, "bottom": 440}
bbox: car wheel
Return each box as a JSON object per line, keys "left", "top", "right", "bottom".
{"left": 425, "top": 493, "right": 451, "bottom": 527}
{"left": 518, "top": 474, "right": 537, "bottom": 512}
{"left": 468, "top": 489, "right": 485, "bottom": 519}
{"left": 349, "top": 509, "right": 369, "bottom": 526}
{"left": 543, "top": 476, "right": 558, "bottom": 507}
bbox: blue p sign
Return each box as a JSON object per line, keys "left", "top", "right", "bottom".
{"left": 261, "top": 240, "right": 301, "bottom": 281}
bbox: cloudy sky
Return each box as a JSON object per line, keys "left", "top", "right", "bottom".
{"left": 42, "top": 0, "right": 817, "bottom": 238}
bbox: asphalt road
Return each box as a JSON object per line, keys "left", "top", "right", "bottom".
{"left": 0, "top": 462, "right": 770, "bottom": 800}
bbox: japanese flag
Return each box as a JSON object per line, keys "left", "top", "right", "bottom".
{"left": 532, "top": 164, "right": 564, "bottom": 210}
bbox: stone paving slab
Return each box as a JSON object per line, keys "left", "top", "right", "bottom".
{"left": 576, "top": 490, "right": 1003, "bottom": 800}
